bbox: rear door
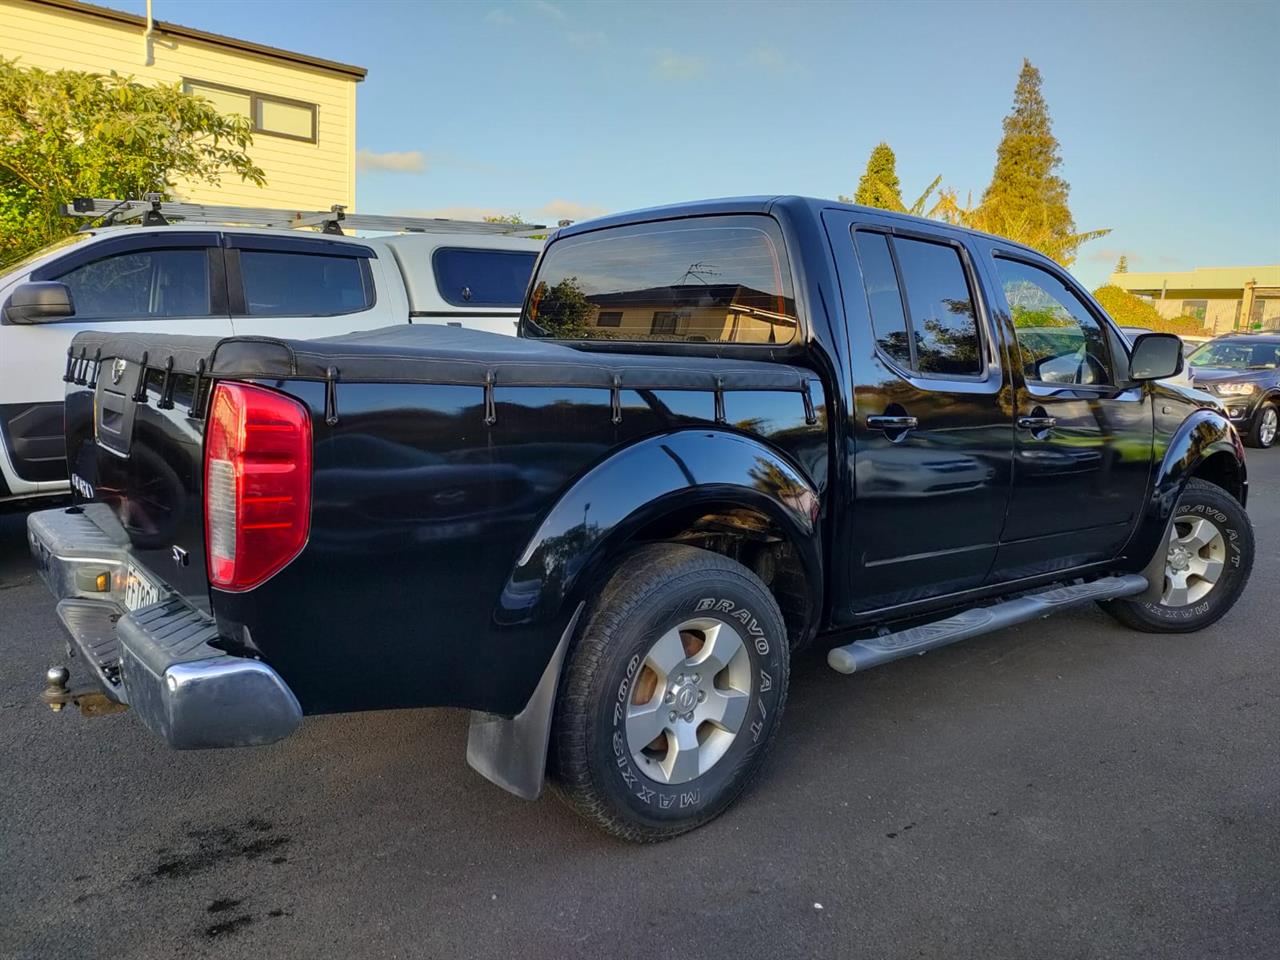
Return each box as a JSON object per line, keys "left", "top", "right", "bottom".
{"left": 983, "top": 251, "right": 1153, "bottom": 579}
{"left": 827, "top": 211, "right": 1014, "bottom": 614}
{"left": 3, "top": 233, "right": 231, "bottom": 486}
{"left": 224, "top": 234, "right": 388, "bottom": 338}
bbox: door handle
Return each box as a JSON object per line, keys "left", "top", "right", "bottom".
{"left": 1017, "top": 415, "right": 1057, "bottom": 431}
{"left": 867, "top": 415, "right": 919, "bottom": 431}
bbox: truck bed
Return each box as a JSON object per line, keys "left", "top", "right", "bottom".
{"left": 68, "top": 323, "right": 814, "bottom": 392}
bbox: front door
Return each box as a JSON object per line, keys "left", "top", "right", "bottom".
{"left": 984, "top": 253, "right": 1153, "bottom": 580}
{"left": 828, "top": 213, "right": 1014, "bottom": 615}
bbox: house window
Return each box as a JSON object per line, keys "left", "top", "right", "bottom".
{"left": 650, "top": 311, "right": 680, "bottom": 336}
{"left": 1181, "top": 299, "right": 1208, "bottom": 322}
{"left": 184, "top": 79, "right": 317, "bottom": 143}
{"left": 596, "top": 310, "right": 622, "bottom": 328}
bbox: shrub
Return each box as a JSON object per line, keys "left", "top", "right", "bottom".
{"left": 1091, "top": 285, "right": 1206, "bottom": 336}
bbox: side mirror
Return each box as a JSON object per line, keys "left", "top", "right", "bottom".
{"left": 3, "top": 281, "right": 75, "bottom": 324}
{"left": 1130, "top": 332, "right": 1183, "bottom": 381}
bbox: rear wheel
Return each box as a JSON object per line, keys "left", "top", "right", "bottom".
{"left": 1247, "top": 402, "right": 1278, "bottom": 449}
{"left": 552, "top": 543, "right": 789, "bottom": 842}
{"left": 1101, "top": 479, "right": 1253, "bottom": 633}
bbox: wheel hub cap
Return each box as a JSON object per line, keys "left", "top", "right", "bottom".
{"left": 625, "top": 618, "right": 753, "bottom": 785}
{"left": 1161, "top": 514, "right": 1227, "bottom": 607}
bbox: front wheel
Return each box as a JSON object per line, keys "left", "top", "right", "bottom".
{"left": 1100, "top": 479, "right": 1253, "bottom": 633}
{"left": 552, "top": 543, "right": 790, "bottom": 842}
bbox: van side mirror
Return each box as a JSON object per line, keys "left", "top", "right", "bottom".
{"left": 3, "top": 281, "right": 75, "bottom": 324}
{"left": 1129, "top": 332, "right": 1183, "bottom": 381}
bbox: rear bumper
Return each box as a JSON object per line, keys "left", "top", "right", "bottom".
{"left": 28, "top": 506, "right": 302, "bottom": 749}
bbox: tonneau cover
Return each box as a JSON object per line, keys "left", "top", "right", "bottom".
{"left": 68, "top": 324, "right": 812, "bottom": 393}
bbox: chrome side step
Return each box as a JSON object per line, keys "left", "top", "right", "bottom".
{"left": 827, "top": 574, "right": 1149, "bottom": 674}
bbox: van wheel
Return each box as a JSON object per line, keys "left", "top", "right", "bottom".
{"left": 552, "top": 544, "right": 789, "bottom": 842}
{"left": 1100, "top": 479, "right": 1253, "bottom": 633}
{"left": 1247, "top": 402, "right": 1277, "bottom": 448}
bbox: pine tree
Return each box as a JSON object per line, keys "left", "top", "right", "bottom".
{"left": 1115, "top": 255, "right": 1129, "bottom": 274}
{"left": 979, "top": 60, "right": 1076, "bottom": 251}
{"left": 849, "top": 142, "right": 905, "bottom": 212}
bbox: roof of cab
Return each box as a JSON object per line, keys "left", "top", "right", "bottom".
{"left": 552, "top": 194, "right": 1050, "bottom": 263}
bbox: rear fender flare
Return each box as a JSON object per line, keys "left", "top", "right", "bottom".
{"left": 494, "top": 429, "right": 823, "bottom": 635}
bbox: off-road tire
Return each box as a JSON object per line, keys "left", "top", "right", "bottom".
{"left": 552, "top": 543, "right": 790, "bottom": 842}
{"left": 1100, "top": 479, "right": 1253, "bottom": 633}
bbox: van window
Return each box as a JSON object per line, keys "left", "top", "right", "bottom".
{"left": 525, "top": 215, "right": 798, "bottom": 344}
{"left": 432, "top": 248, "right": 537, "bottom": 308}
{"left": 55, "top": 248, "right": 211, "bottom": 319}
{"left": 238, "top": 251, "right": 373, "bottom": 317}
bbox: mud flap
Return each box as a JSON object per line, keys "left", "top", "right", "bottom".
{"left": 465, "top": 603, "right": 583, "bottom": 800}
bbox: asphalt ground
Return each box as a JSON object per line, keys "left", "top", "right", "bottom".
{"left": 1, "top": 457, "right": 1276, "bottom": 960}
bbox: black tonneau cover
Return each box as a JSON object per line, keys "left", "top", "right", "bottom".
{"left": 68, "top": 324, "right": 811, "bottom": 393}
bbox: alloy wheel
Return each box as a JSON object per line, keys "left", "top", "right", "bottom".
{"left": 625, "top": 619, "right": 753, "bottom": 785}
{"left": 1161, "top": 514, "right": 1227, "bottom": 607}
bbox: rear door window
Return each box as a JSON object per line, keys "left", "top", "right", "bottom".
{"left": 54, "top": 248, "right": 212, "bottom": 319}
{"left": 853, "top": 230, "right": 984, "bottom": 377}
{"left": 432, "top": 248, "right": 537, "bottom": 307}
{"left": 524, "top": 215, "right": 798, "bottom": 344}
{"left": 237, "top": 250, "right": 373, "bottom": 317}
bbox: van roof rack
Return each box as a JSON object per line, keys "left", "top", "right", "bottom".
{"left": 60, "top": 195, "right": 554, "bottom": 238}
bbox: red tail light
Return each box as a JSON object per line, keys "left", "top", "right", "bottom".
{"left": 204, "top": 382, "right": 312, "bottom": 591}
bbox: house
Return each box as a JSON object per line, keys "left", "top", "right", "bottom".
{"left": 1109, "top": 264, "right": 1280, "bottom": 334}
{"left": 0, "top": 0, "right": 365, "bottom": 210}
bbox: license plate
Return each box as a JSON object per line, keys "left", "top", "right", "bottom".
{"left": 123, "top": 565, "right": 161, "bottom": 611}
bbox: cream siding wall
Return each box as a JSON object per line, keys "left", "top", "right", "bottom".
{"left": 0, "top": 0, "right": 357, "bottom": 210}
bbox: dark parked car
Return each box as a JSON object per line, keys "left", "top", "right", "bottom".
{"left": 29, "top": 197, "right": 1254, "bottom": 841}
{"left": 1184, "top": 334, "right": 1280, "bottom": 447}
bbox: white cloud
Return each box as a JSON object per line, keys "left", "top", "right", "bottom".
{"left": 567, "top": 29, "right": 607, "bottom": 48}
{"left": 357, "top": 149, "right": 426, "bottom": 174}
{"left": 651, "top": 48, "right": 706, "bottom": 81}
{"left": 530, "top": 0, "right": 566, "bottom": 20}
{"left": 537, "top": 199, "right": 608, "bottom": 222}
{"left": 485, "top": 8, "right": 514, "bottom": 26}
{"left": 749, "top": 45, "right": 809, "bottom": 77}
{"left": 1087, "top": 248, "right": 1142, "bottom": 266}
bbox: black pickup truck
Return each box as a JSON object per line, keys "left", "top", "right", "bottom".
{"left": 29, "top": 197, "right": 1254, "bottom": 841}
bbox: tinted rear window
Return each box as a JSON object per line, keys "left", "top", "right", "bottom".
{"left": 239, "top": 251, "right": 373, "bottom": 316}
{"left": 524, "top": 215, "right": 798, "bottom": 344}
{"left": 432, "top": 248, "right": 538, "bottom": 308}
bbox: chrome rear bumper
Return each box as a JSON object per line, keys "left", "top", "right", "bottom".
{"left": 28, "top": 506, "right": 302, "bottom": 749}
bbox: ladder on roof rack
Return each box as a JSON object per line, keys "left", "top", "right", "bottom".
{"left": 59, "top": 195, "right": 556, "bottom": 238}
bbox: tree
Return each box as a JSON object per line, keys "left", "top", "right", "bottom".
{"left": 849, "top": 142, "right": 904, "bottom": 211}
{"left": 0, "top": 58, "right": 265, "bottom": 268}
{"left": 840, "top": 142, "right": 944, "bottom": 217}
{"left": 959, "top": 59, "right": 1107, "bottom": 267}
{"left": 1115, "top": 255, "right": 1129, "bottom": 274}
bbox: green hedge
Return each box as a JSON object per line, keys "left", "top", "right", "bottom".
{"left": 1091, "top": 285, "right": 1207, "bottom": 336}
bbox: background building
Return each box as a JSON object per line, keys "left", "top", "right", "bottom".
{"left": 0, "top": 0, "right": 365, "bottom": 210}
{"left": 1109, "top": 264, "right": 1280, "bottom": 334}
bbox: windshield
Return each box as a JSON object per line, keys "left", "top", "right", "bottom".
{"left": 1187, "top": 339, "right": 1280, "bottom": 370}
{"left": 1, "top": 232, "right": 93, "bottom": 278}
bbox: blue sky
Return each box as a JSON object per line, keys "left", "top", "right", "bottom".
{"left": 104, "top": 0, "right": 1278, "bottom": 288}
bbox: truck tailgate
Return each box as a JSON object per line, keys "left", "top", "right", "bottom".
{"left": 64, "top": 347, "right": 212, "bottom": 611}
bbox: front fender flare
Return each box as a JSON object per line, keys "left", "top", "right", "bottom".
{"left": 495, "top": 429, "right": 823, "bottom": 635}
{"left": 1123, "top": 407, "right": 1246, "bottom": 582}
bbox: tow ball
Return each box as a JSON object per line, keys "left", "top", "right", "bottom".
{"left": 40, "top": 667, "right": 128, "bottom": 718}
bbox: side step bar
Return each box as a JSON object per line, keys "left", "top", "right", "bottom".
{"left": 827, "top": 574, "right": 1149, "bottom": 675}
